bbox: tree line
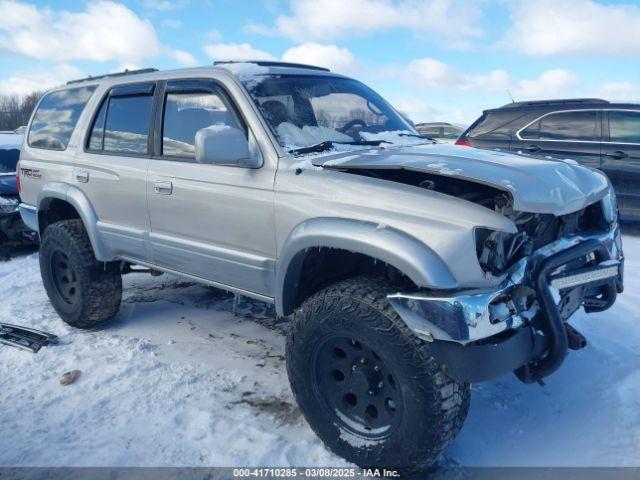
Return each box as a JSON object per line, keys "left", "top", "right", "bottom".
{"left": 0, "top": 92, "right": 42, "bottom": 131}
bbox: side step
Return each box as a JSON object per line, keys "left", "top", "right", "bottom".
{"left": 0, "top": 323, "right": 59, "bottom": 353}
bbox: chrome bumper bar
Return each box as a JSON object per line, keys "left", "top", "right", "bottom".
{"left": 388, "top": 224, "right": 623, "bottom": 345}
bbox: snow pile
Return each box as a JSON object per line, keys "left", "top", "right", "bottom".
{"left": 0, "top": 254, "right": 344, "bottom": 467}
{"left": 277, "top": 122, "right": 352, "bottom": 148}
{"left": 220, "top": 62, "right": 269, "bottom": 91}
{"left": 359, "top": 130, "right": 431, "bottom": 146}
{"left": 0, "top": 235, "right": 639, "bottom": 467}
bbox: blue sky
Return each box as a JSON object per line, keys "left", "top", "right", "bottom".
{"left": 1, "top": 0, "right": 639, "bottom": 124}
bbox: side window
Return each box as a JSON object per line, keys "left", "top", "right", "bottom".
{"left": 608, "top": 111, "right": 640, "bottom": 143}
{"left": 87, "top": 83, "right": 154, "bottom": 155}
{"left": 162, "top": 89, "right": 240, "bottom": 158}
{"left": 28, "top": 86, "right": 96, "bottom": 150}
{"left": 520, "top": 119, "right": 540, "bottom": 139}
{"left": 538, "top": 111, "right": 597, "bottom": 141}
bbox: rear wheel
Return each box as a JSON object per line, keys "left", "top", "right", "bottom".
{"left": 286, "top": 277, "right": 470, "bottom": 472}
{"left": 40, "top": 219, "right": 122, "bottom": 329}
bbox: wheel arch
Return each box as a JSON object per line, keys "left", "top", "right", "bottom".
{"left": 275, "top": 218, "right": 457, "bottom": 317}
{"left": 37, "top": 182, "right": 112, "bottom": 261}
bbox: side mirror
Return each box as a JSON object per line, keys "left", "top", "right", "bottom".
{"left": 194, "top": 125, "right": 260, "bottom": 168}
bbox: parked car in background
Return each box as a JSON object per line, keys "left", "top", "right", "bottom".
{"left": 0, "top": 128, "right": 37, "bottom": 258}
{"left": 457, "top": 99, "right": 640, "bottom": 221}
{"left": 416, "top": 122, "right": 465, "bottom": 143}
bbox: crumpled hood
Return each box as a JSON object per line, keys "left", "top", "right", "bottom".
{"left": 311, "top": 143, "right": 610, "bottom": 215}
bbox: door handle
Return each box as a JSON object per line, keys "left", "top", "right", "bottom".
{"left": 154, "top": 181, "right": 173, "bottom": 195}
{"left": 605, "top": 150, "right": 628, "bottom": 160}
{"left": 522, "top": 145, "right": 541, "bottom": 153}
{"left": 75, "top": 170, "right": 89, "bottom": 183}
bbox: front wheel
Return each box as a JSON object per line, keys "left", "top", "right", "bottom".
{"left": 286, "top": 277, "right": 470, "bottom": 472}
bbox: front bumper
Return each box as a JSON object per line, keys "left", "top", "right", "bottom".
{"left": 388, "top": 224, "right": 624, "bottom": 383}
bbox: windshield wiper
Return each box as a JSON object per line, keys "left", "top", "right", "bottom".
{"left": 288, "top": 139, "right": 390, "bottom": 156}
{"left": 398, "top": 133, "right": 435, "bottom": 141}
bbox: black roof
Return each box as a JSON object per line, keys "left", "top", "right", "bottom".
{"left": 498, "top": 98, "right": 609, "bottom": 109}
{"left": 482, "top": 98, "right": 640, "bottom": 114}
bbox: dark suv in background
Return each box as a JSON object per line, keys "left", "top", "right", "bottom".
{"left": 458, "top": 99, "right": 640, "bottom": 220}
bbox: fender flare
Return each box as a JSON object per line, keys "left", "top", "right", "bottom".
{"left": 275, "top": 217, "right": 457, "bottom": 316}
{"left": 37, "top": 182, "right": 112, "bottom": 261}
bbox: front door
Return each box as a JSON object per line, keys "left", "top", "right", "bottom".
{"left": 602, "top": 110, "right": 640, "bottom": 220}
{"left": 511, "top": 110, "right": 602, "bottom": 169}
{"left": 146, "top": 79, "right": 276, "bottom": 297}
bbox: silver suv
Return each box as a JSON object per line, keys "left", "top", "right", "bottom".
{"left": 18, "top": 61, "right": 624, "bottom": 471}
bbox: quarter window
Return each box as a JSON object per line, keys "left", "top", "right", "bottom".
{"left": 521, "top": 111, "right": 598, "bottom": 141}
{"left": 88, "top": 85, "right": 154, "bottom": 155}
{"left": 162, "top": 90, "right": 240, "bottom": 158}
{"left": 608, "top": 111, "right": 640, "bottom": 143}
{"left": 28, "top": 86, "right": 96, "bottom": 150}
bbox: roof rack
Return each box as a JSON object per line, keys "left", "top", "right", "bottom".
{"left": 66, "top": 68, "right": 158, "bottom": 85}
{"left": 214, "top": 60, "right": 330, "bottom": 72}
{"left": 499, "top": 98, "right": 609, "bottom": 109}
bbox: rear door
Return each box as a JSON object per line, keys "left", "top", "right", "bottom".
{"left": 601, "top": 109, "right": 640, "bottom": 220}
{"left": 76, "top": 82, "right": 156, "bottom": 261}
{"left": 511, "top": 110, "right": 602, "bottom": 168}
{"left": 146, "top": 78, "right": 276, "bottom": 297}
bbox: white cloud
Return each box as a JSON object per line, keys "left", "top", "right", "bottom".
{"left": 281, "top": 43, "right": 356, "bottom": 74}
{"left": 203, "top": 41, "right": 358, "bottom": 74}
{"left": 407, "top": 58, "right": 577, "bottom": 99}
{"left": 390, "top": 97, "right": 440, "bottom": 124}
{"left": 203, "top": 43, "right": 276, "bottom": 61}
{"left": 598, "top": 81, "right": 640, "bottom": 102}
{"left": 407, "top": 58, "right": 458, "bottom": 88}
{"left": 255, "top": 0, "right": 482, "bottom": 44}
{"left": 170, "top": 49, "right": 198, "bottom": 67}
{"left": 407, "top": 58, "right": 510, "bottom": 92}
{"left": 505, "top": 0, "right": 640, "bottom": 56}
{"left": 0, "top": 64, "right": 84, "bottom": 96}
{"left": 0, "top": 1, "right": 159, "bottom": 63}
{"left": 516, "top": 69, "right": 577, "bottom": 99}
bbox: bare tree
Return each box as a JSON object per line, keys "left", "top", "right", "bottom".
{"left": 0, "top": 91, "right": 43, "bottom": 131}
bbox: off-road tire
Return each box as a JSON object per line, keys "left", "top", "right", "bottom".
{"left": 286, "top": 277, "right": 470, "bottom": 472}
{"left": 40, "top": 219, "right": 122, "bottom": 329}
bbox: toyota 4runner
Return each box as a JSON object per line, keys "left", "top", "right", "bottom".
{"left": 18, "top": 62, "right": 624, "bottom": 471}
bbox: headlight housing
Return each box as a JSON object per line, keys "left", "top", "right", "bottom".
{"left": 0, "top": 196, "right": 19, "bottom": 214}
{"left": 474, "top": 227, "right": 527, "bottom": 276}
{"left": 601, "top": 188, "right": 618, "bottom": 224}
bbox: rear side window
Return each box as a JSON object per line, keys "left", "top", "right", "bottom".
{"left": 28, "top": 86, "right": 96, "bottom": 150}
{"left": 521, "top": 111, "right": 598, "bottom": 141}
{"left": 88, "top": 83, "right": 154, "bottom": 155}
{"left": 467, "top": 111, "right": 529, "bottom": 139}
{"left": 608, "top": 111, "right": 640, "bottom": 143}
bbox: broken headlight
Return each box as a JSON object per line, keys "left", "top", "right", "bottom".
{"left": 475, "top": 227, "right": 527, "bottom": 276}
{"left": 0, "top": 196, "right": 19, "bottom": 214}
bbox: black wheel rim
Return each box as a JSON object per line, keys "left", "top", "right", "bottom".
{"left": 312, "top": 335, "right": 403, "bottom": 439}
{"left": 50, "top": 250, "right": 79, "bottom": 305}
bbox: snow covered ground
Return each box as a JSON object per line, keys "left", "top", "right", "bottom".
{"left": 0, "top": 234, "right": 638, "bottom": 468}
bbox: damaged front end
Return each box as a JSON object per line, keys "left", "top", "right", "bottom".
{"left": 388, "top": 197, "right": 624, "bottom": 384}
